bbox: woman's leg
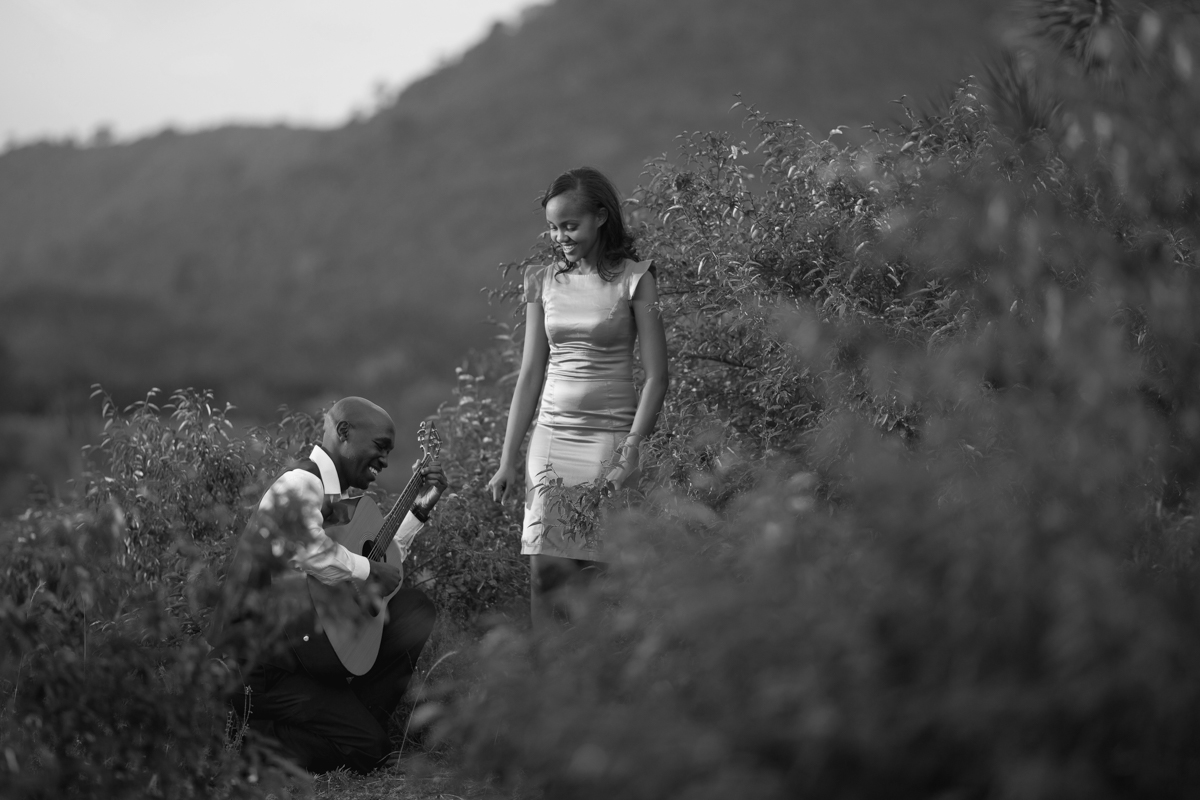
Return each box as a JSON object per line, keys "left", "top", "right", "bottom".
{"left": 530, "top": 554, "right": 607, "bottom": 628}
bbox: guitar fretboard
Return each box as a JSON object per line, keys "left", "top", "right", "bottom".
{"left": 366, "top": 459, "right": 428, "bottom": 561}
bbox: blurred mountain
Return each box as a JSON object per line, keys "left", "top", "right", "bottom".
{"left": 0, "top": 0, "right": 999, "bottom": 434}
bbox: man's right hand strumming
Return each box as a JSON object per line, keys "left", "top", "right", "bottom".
{"left": 368, "top": 560, "right": 401, "bottom": 595}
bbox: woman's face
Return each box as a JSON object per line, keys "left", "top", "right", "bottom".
{"left": 545, "top": 192, "right": 607, "bottom": 265}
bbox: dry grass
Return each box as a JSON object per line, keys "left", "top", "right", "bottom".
{"left": 308, "top": 754, "right": 537, "bottom": 800}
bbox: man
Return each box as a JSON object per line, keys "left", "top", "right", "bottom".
{"left": 208, "top": 396, "right": 447, "bottom": 773}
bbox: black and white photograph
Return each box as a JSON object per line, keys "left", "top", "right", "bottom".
{"left": 2, "top": 0, "right": 1199, "bottom": 797}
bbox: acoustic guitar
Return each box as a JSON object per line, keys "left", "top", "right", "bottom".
{"left": 306, "top": 421, "right": 440, "bottom": 676}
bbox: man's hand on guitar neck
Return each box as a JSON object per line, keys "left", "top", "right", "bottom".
{"left": 411, "top": 460, "right": 449, "bottom": 522}
{"left": 367, "top": 560, "right": 402, "bottom": 595}
{"left": 359, "top": 461, "right": 444, "bottom": 601}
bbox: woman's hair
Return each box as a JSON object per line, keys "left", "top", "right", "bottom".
{"left": 542, "top": 166, "right": 639, "bottom": 281}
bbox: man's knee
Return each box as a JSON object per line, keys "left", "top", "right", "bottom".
{"left": 413, "top": 590, "right": 436, "bottom": 629}
{"left": 395, "top": 588, "right": 435, "bottom": 623}
{"left": 411, "top": 593, "right": 436, "bottom": 644}
{"left": 385, "top": 589, "right": 436, "bottom": 648}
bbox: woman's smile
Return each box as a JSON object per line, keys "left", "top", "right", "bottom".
{"left": 546, "top": 191, "right": 606, "bottom": 265}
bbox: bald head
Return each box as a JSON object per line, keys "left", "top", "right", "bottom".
{"left": 322, "top": 397, "right": 395, "bottom": 490}
{"left": 325, "top": 397, "right": 391, "bottom": 434}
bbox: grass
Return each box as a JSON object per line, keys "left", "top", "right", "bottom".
{"left": 310, "top": 754, "right": 537, "bottom": 800}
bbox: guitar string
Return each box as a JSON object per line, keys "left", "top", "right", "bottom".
{"left": 367, "top": 427, "right": 432, "bottom": 560}
{"left": 367, "top": 430, "right": 439, "bottom": 560}
{"left": 366, "top": 433, "right": 440, "bottom": 562}
{"left": 367, "top": 463, "right": 423, "bottom": 561}
{"left": 366, "top": 461, "right": 425, "bottom": 561}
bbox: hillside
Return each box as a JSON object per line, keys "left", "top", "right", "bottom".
{"left": 0, "top": 0, "right": 999, "bottom": 504}
{"left": 8, "top": 0, "right": 1200, "bottom": 788}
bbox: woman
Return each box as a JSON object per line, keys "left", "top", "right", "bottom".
{"left": 488, "top": 167, "right": 669, "bottom": 625}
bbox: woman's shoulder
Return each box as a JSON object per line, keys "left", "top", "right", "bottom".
{"left": 623, "top": 258, "right": 655, "bottom": 278}
{"left": 525, "top": 263, "right": 554, "bottom": 281}
{"left": 523, "top": 264, "right": 555, "bottom": 303}
{"left": 623, "top": 258, "right": 656, "bottom": 298}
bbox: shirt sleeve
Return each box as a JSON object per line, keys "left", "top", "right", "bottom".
{"left": 393, "top": 512, "right": 427, "bottom": 564}
{"left": 628, "top": 259, "right": 656, "bottom": 302}
{"left": 524, "top": 265, "right": 545, "bottom": 304}
{"left": 259, "top": 468, "right": 371, "bottom": 585}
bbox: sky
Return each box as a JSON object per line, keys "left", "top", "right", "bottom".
{"left": 0, "top": 0, "right": 541, "bottom": 145}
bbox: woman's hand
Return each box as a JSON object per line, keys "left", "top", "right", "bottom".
{"left": 604, "top": 436, "right": 642, "bottom": 493}
{"left": 488, "top": 463, "right": 518, "bottom": 503}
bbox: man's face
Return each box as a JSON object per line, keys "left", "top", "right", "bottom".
{"left": 335, "top": 413, "right": 395, "bottom": 490}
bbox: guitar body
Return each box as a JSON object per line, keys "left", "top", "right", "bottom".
{"left": 307, "top": 495, "right": 404, "bottom": 676}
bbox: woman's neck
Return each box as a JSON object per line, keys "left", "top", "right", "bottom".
{"left": 573, "top": 250, "right": 607, "bottom": 274}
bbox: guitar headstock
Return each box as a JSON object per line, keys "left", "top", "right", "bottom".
{"left": 417, "top": 420, "right": 441, "bottom": 464}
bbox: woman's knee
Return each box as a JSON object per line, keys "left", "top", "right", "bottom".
{"left": 531, "top": 555, "right": 576, "bottom": 595}
{"left": 532, "top": 555, "right": 602, "bottom": 595}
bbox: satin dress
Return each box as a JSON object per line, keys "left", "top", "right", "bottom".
{"left": 521, "top": 258, "right": 654, "bottom": 560}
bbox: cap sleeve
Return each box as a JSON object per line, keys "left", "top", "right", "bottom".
{"left": 627, "top": 259, "right": 656, "bottom": 301}
{"left": 523, "top": 265, "right": 547, "bottom": 304}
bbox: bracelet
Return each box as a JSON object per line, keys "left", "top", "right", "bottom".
{"left": 411, "top": 506, "right": 429, "bottom": 524}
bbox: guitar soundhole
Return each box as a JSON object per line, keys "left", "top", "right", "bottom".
{"left": 362, "top": 542, "right": 385, "bottom": 561}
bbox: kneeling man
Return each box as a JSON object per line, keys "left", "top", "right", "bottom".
{"left": 208, "top": 396, "right": 447, "bottom": 773}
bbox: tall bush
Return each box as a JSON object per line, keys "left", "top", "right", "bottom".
{"left": 0, "top": 377, "right": 533, "bottom": 796}
{"left": 410, "top": 361, "right": 528, "bottom": 624}
{"left": 0, "top": 390, "right": 314, "bottom": 798}
{"left": 441, "top": 1, "right": 1200, "bottom": 797}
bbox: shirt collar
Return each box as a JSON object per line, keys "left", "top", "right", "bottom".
{"left": 308, "top": 445, "right": 343, "bottom": 497}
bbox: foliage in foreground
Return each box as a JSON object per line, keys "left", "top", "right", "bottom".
{"left": 0, "top": 390, "right": 286, "bottom": 798}
{"left": 0, "top": 386, "right": 525, "bottom": 798}
{"left": 436, "top": 2, "right": 1200, "bottom": 797}
{"left": 4, "top": 1, "right": 1200, "bottom": 797}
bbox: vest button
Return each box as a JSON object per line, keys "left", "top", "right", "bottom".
{"left": 302, "top": 635, "right": 309, "bottom": 642}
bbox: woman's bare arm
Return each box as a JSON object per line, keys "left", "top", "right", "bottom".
{"left": 489, "top": 302, "right": 550, "bottom": 501}
{"left": 608, "top": 272, "right": 669, "bottom": 488}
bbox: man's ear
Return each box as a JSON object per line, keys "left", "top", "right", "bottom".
{"left": 336, "top": 420, "right": 352, "bottom": 442}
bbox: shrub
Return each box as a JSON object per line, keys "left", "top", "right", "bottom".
{"left": 6, "top": 2, "right": 1200, "bottom": 796}
{"left": 409, "top": 361, "right": 528, "bottom": 625}
{"left": 0, "top": 392, "right": 307, "bottom": 798}
{"left": 0, "top": 375, "right": 533, "bottom": 796}
{"left": 439, "top": 1, "right": 1200, "bottom": 797}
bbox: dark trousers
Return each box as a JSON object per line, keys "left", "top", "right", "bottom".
{"left": 530, "top": 554, "right": 607, "bottom": 628}
{"left": 244, "top": 588, "right": 436, "bottom": 773}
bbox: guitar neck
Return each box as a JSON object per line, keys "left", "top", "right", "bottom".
{"left": 367, "top": 459, "right": 427, "bottom": 561}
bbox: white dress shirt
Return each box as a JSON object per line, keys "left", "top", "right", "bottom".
{"left": 258, "top": 445, "right": 426, "bottom": 585}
